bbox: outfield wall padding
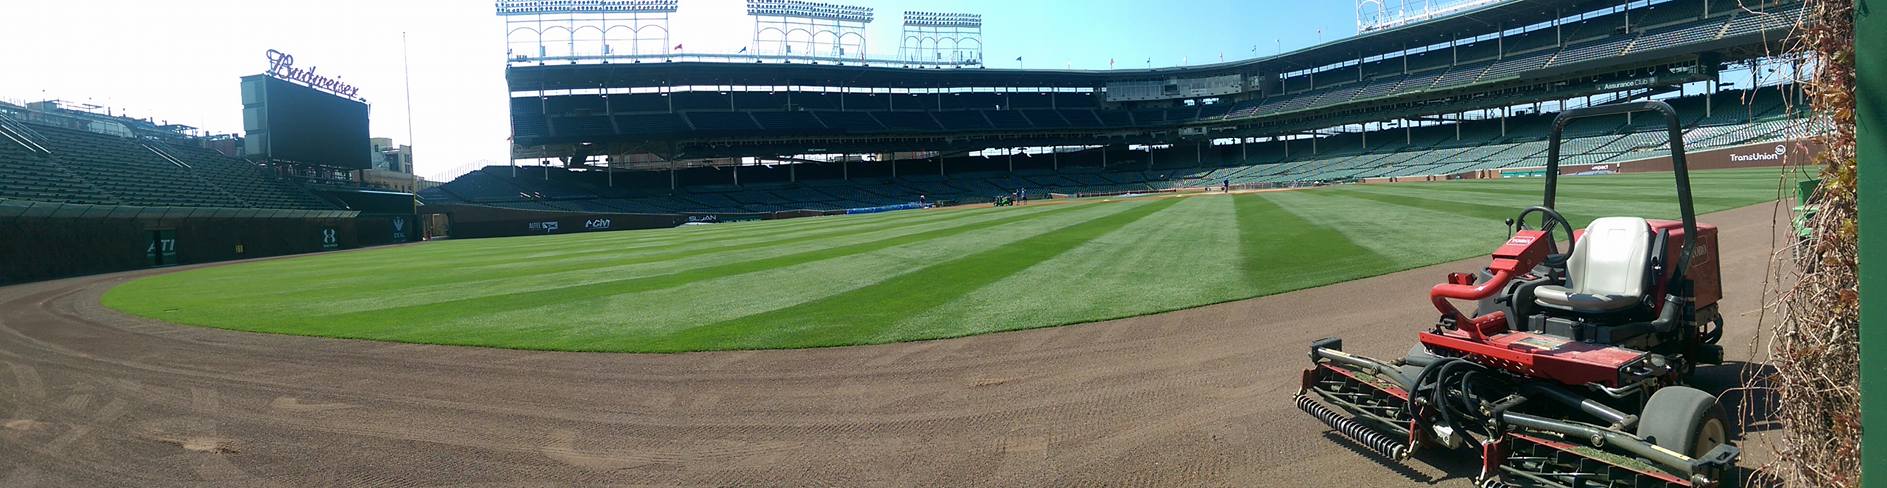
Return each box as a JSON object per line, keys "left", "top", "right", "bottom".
{"left": 1615, "top": 139, "right": 1821, "bottom": 173}
{"left": 0, "top": 200, "right": 416, "bottom": 285}
{"left": 425, "top": 203, "right": 685, "bottom": 239}
{"left": 1440, "top": 139, "right": 1811, "bottom": 180}
{"left": 424, "top": 203, "right": 856, "bottom": 239}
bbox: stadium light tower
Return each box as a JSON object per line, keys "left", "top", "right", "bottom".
{"left": 747, "top": 0, "right": 874, "bottom": 62}
{"left": 900, "top": 11, "right": 983, "bottom": 68}
{"left": 1356, "top": 0, "right": 1505, "bottom": 33}
{"left": 497, "top": 0, "right": 681, "bottom": 66}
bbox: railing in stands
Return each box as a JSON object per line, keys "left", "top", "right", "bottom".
{"left": 0, "top": 114, "right": 52, "bottom": 156}
{"left": 141, "top": 144, "right": 191, "bottom": 169}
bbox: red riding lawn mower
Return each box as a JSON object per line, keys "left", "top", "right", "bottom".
{"left": 1296, "top": 101, "right": 1739, "bottom": 487}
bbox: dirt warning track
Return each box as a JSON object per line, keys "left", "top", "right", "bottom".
{"left": 0, "top": 202, "right": 1786, "bottom": 487}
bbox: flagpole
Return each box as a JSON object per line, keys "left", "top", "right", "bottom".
{"left": 402, "top": 31, "right": 418, "bottom": 210}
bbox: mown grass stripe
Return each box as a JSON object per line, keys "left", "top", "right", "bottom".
{"left": 1390, "top": 180, "right": 1761, "bottom": 208}
{"left": 239, "top": 206, "right": 990, "bottom": 281}
{"left": 1273, "top": 189, "right": 1510, "bottom": 268}
{"left": 645, "top": 198, "right": 1184, "bottom": 351}
{"left": 1313, "top": 186, "right": 1596, "bottom": 225}
{"left": 881, "top": 195, "right": 1247, "bottom": 342}
{"left": 1233, "top": 193, "right": 1396, "bottom": 289}
{"left": 266, "top": 203, "right": 1095, "bottom": 332}
{"left": 214, "top": 206, "right": 1006, "bottom": 297}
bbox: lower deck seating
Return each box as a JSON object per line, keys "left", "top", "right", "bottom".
{"left": 2, "top": 122, "right": 334, "bottom": 210}
{"left": 426, "top": 112, "right": 1801, "bottom": 215}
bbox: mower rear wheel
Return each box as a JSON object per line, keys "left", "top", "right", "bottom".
{"left": 1637, "top": 386, "right": 1730, "bottom": 457}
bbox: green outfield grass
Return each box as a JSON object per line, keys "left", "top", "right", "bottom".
{"left": 103, "top": 168, "right": 1791, "bottom": 353}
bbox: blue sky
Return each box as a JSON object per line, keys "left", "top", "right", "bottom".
{"left": 701, "top": 0, "right": 1363, "bottom": 69}
{"left": 0, "top": 0, "right": 1363, "bottom": 179}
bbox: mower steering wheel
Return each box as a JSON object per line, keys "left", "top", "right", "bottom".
{"left": 1514, "top": 206, "right": 1576, "bottom": 263}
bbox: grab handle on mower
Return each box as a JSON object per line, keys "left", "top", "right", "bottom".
{"left": 1544, "top": 100, "right": 1698, "bottom": 288}
{"left": 1430, "top": 269, "right": 1512, "bottom": 340}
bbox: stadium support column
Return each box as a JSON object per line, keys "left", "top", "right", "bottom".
{"left": 670, "top": 168, "right": 677, "bottom": 190}
{"left": 1706, "top": 80, "right": 1715, "bottom": 118}
{"left": 1007, "top": 149, "right": 1013, "bottom": 173}
{"left": 1102, "top": 146, "right": 1108, "bottom": 170}
{"left": 1858, "top": 2, "right": 1886, "bottom": 485}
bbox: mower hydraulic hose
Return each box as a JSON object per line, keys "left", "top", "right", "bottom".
{"left": 1313, "top": 347, "right": 1418, "bottom": 391}
{"left": 1426, "top": 359, "right": 1477, "bottom": 436}
{"left": 1430, "top": 269, "right": 1513, "bottom": 340}
{"left": 1517, "top": 383, "right": 1636, "bottom": 430}
{"left": 1500, "top": 412, "right": 1697, "bottom": 477}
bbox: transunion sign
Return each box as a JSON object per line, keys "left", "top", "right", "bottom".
{"left": 265, "top": 49, "right": 361, "bottom": 99}
{"left": 1728, "top": 144, "right": 1789, "bottom": 163}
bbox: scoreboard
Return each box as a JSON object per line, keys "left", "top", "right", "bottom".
{"left": 240, "top": 72, "right": 371, "bottom": 169}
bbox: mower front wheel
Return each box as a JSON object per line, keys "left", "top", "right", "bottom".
{"left": 1636, "top": 386, "right": 1730, "bottom": 458}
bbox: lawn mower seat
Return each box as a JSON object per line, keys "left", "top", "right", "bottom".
{"left": 1533, "top": 217, "right": 1653, "bottom": 315}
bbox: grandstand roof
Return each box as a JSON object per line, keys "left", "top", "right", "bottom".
{"left": 508, "top": 0, "right": 1628, "bottom": 92}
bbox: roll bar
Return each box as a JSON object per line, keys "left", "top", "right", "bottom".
{"left": 1542, "top": 100, "right": 1698, "bottom": 283}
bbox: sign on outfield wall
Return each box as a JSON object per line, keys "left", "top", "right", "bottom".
{"left": 391, "top": 216, "right": 409, "bottom": 243}
{"left": 319, "top": 227, "right": 340, "bottom": 250}
{"left": 1727, "top": 144, "right": 1791, "bottom": 163}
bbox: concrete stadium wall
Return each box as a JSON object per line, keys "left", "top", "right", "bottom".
{"left": 0, "top": 207, "right": 417, "bottom": 285}
{"left": 1615, "top": 139, "right": 1822, "bottom": 173}
{"left": 1442, "top": 139, "right": 1811, "bottom": 180}
{"left": 428, "top": 204, "right": 684, "bottom": 239}
{"left": 425, "top": 203, "right": 854, "bottom": 240}
{"left": 1360, "top": 175, "right": 1447, "bottom": 184}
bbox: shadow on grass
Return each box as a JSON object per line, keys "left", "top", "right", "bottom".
{"left": 1691, "top": 361, "right": 1782, "bottom": 437}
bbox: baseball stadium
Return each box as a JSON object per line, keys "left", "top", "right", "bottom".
{"left": 0, "top": 0, "right": 1868, "bottom": 486}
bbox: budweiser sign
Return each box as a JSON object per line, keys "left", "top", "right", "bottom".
{"left": 265, "top": 49, "right": 362, "bottom": 99}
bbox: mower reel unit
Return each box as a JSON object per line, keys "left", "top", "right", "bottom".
{"left": 1294, "top": 101, "right": 1738, "bottom": 487}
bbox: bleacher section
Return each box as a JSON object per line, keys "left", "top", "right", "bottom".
{"left": 430, "top": 89, "right": 1802, "bottom": 214}
{"left": 0, "top": 120, "right": 332, "bottom": 210}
